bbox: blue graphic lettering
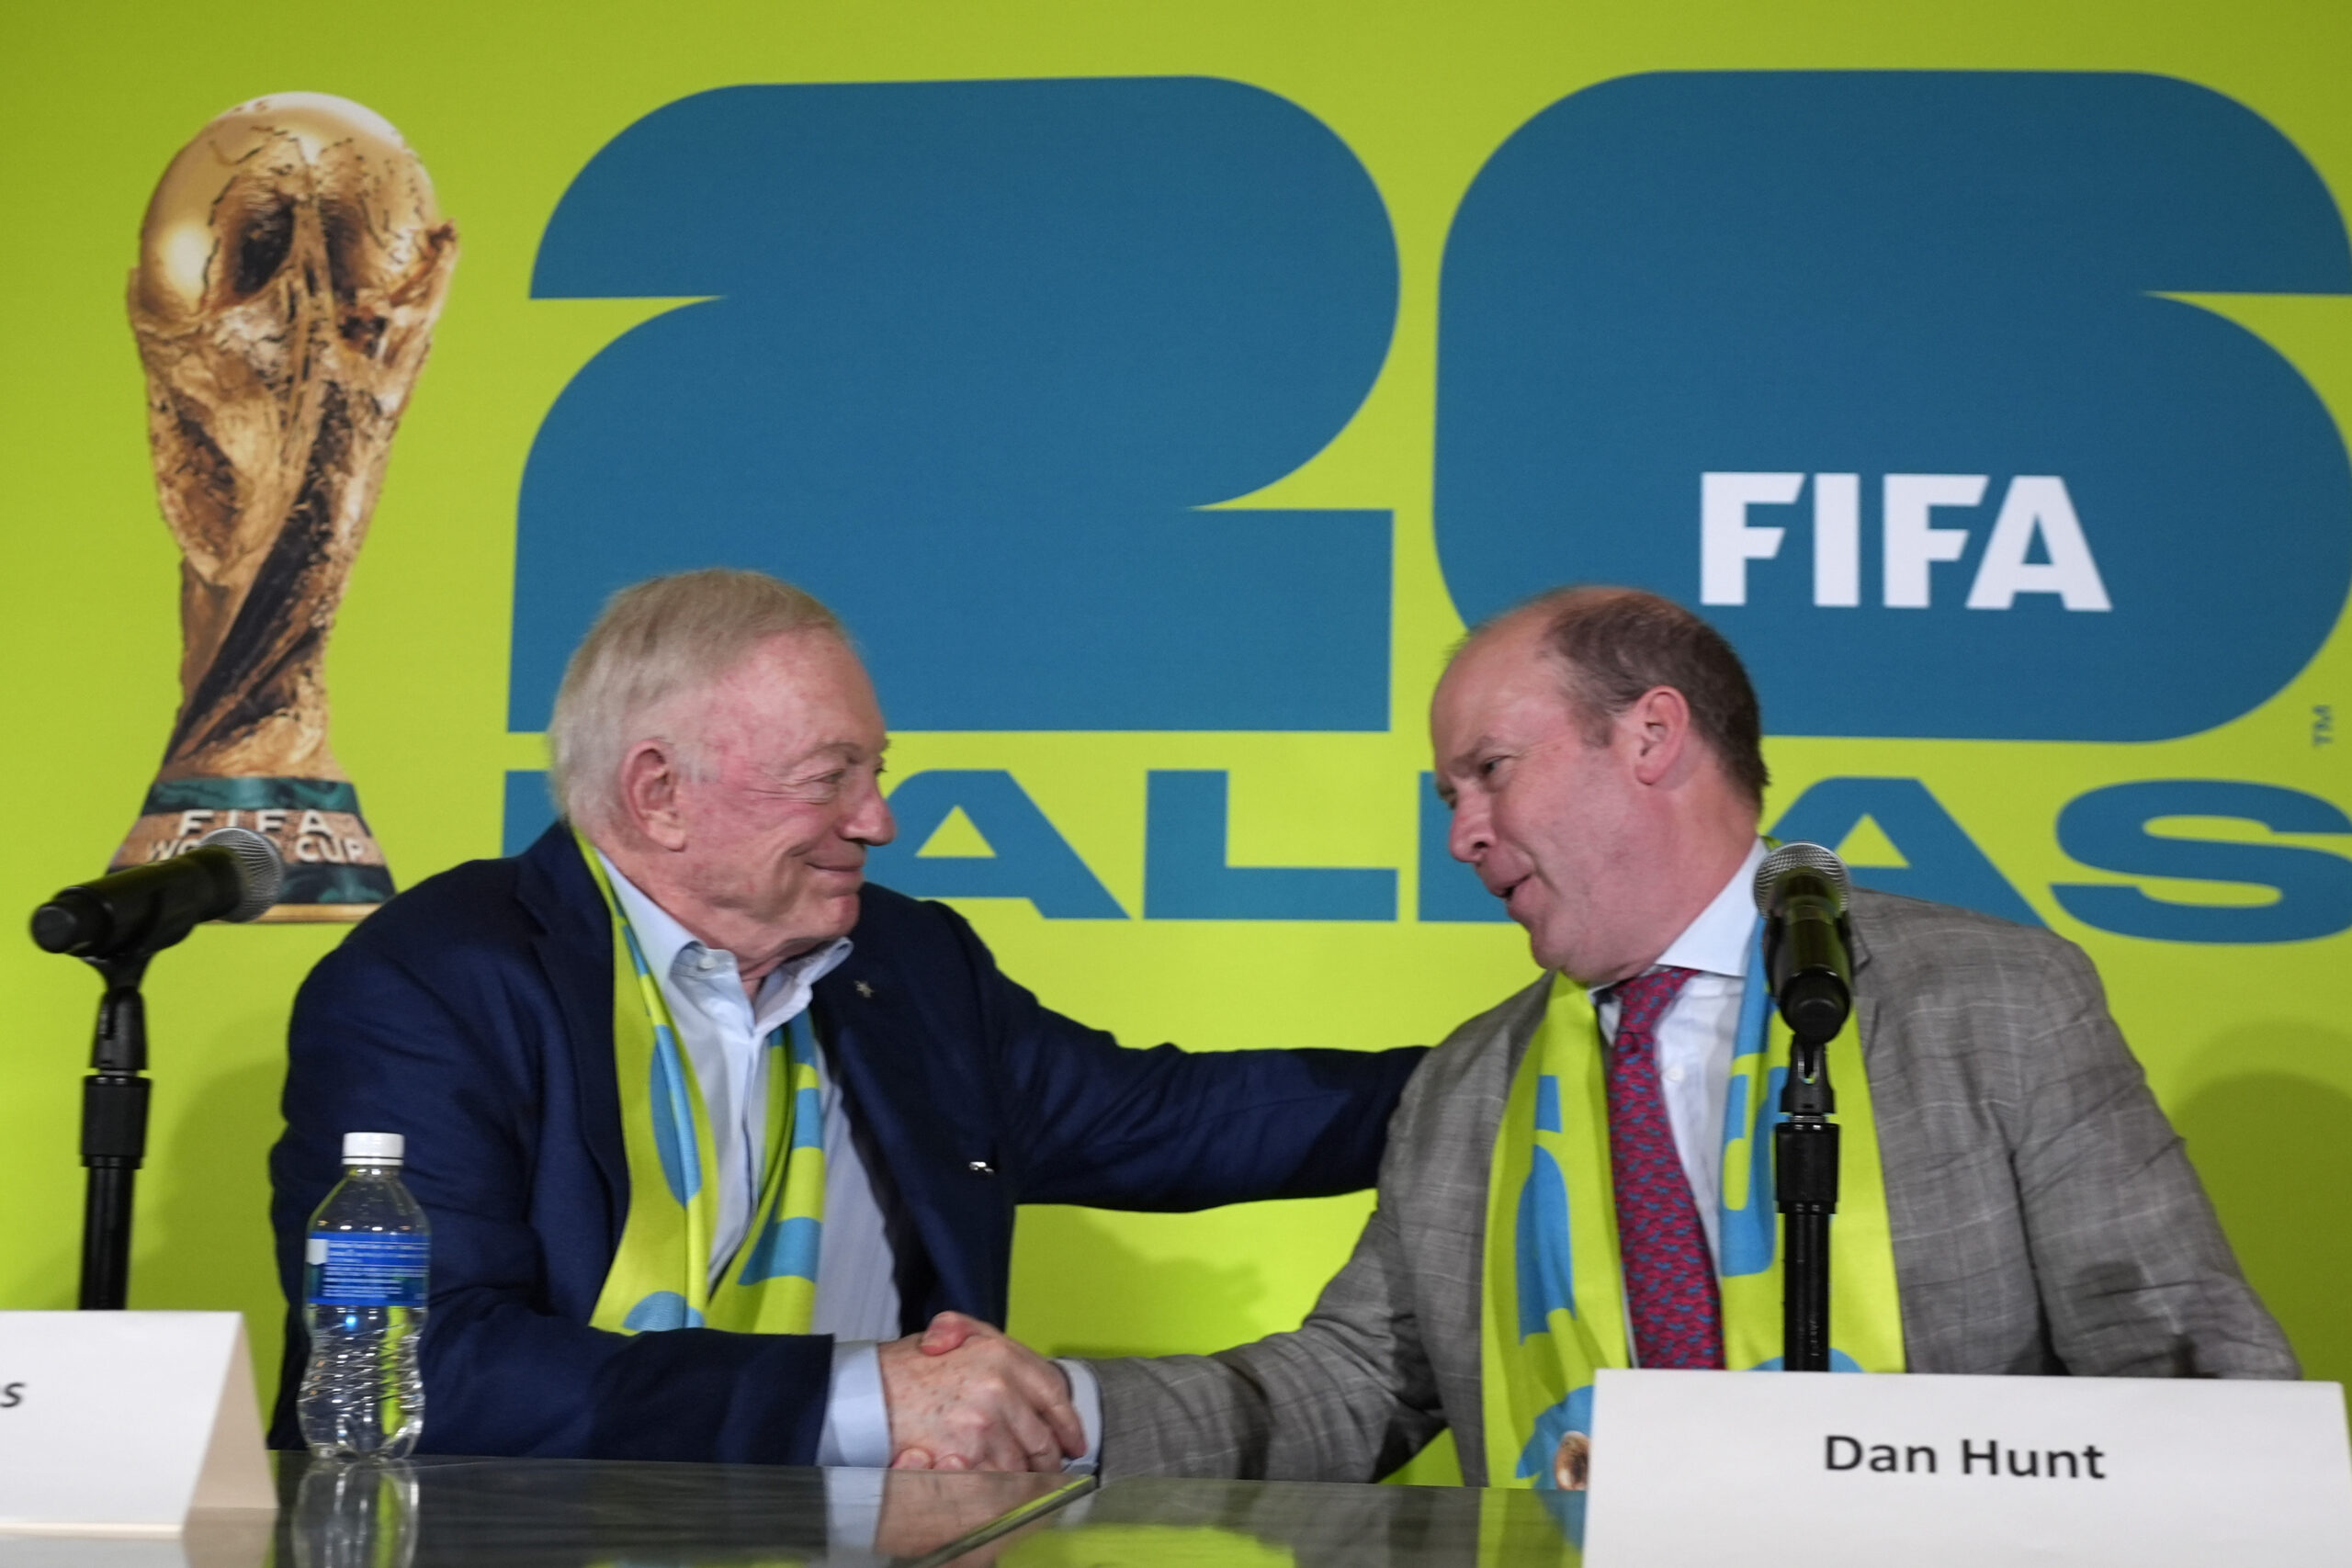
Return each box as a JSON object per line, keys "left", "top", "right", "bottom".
{"left": 1516, "top": 1145, "right": 1576, "bottom": 1339}
{"left": 1718, "top": 948, "right": 1781, "bottom": 1277}
{"left": 1144, "top": 771, "right": 1395, "bottom": 920}
{"left": 737, "top": 1215, "right": 822, "bottom": 1287}
{"left": 515, "top": 79, "right": 1396, "bottom": 733}
{"left": 2054, "top": 780, "right": 2352, "bottom": 942}
{"left": 791, "top": 1087, "right": 823, "bottom": 1151}
{"left": 1770, "top": 777, "right": 2042, "bottom": 926}
{"left": 869, "top": 770, "right": 1125, "bottom": 918}
{"left": 1437, "top": 72, "right": 2352, "bottom": 739}
{"left": 622, "top": 1292, "right": 705, "bottom": 1332}
{"left": 648, "top": 1027, "right": 701, "bottom": 1205}
{"left": 1516, "top": 1382, "right": 1595, "bottom": 1486}
{"left": 1534, "top": 1074, "right": 1563, "bottom": 1134}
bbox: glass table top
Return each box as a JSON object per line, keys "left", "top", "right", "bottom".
{"left": 266, "top": 1453, "right": 1091, "bottom": 1568}
{"left": 990, "top": 1476, "right": 1581, "bottom": 1568}
{"left": 0, "top": 1456, "right": 1589, "bottom": 1568}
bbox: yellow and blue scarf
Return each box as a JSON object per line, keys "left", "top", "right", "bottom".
{"left": 1479, "top": 931, "right": 1906, "bottom": 1493}
{"left": 578, "top": 834, "right": 829, "bottom": 1336}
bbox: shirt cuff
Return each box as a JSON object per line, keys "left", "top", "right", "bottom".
{"left": 821, "top": 1464, "right": 885, "bottom": 1553}
{"left": 819, "top": 1339, "right": 891, "bottom": 1468}
{"left": 1054, "top": 1357, "right": 1102, "bottom": 1474}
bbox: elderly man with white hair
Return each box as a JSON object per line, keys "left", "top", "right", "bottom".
{"left": 268, "top": 569, "right": 1423, "bottom": 1472}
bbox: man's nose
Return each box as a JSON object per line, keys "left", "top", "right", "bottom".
{"left": 1447, "top": 795, "right": 1491, "bottom": 864}
{"left": 847, "top": 779, "right": 896, "bottom": 847}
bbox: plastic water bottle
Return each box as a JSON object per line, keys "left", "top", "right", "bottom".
{"left": 292, "top": 1458, "right": 419, "bottom": 1568}
{"left": 299, "top": 1132, "right": 429, "bottom": 1459}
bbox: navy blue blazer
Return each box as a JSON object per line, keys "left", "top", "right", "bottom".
{"left": 268, "top": 824, "right": 1424, "bottom": 1464}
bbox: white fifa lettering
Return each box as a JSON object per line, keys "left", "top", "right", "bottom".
{"left": 1966, "top": 475, "right": 2111, "bottom": 611}
{"left": 1883, "top": 473, "right": 1986, "bottom": 607}
{"left": 1812, "top": 472, "right": 1860, "bottom": 607}
{"left": 1701, "top": 472, "right": 1803, "bottom": 604}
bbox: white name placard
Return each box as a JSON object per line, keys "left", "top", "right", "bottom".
{"left": 0, "top": 1313, "right": 276, "bottom": 1538}
{"left": 1583, "top": 1368, "right": 2352, "bottom": 1567}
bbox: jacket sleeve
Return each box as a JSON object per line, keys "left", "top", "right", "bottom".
{"left": 2008, "top": 933, "right": 2300, "bottom": 1379}
{"left": 922, "top": 902, "right": 1427, "bottom": 1208}
{"left": 269, "top": 934, "right": 837, "bottom": 1462}
{"left": 1083, "top": 1041, "right": 1453, "bottom": 1481}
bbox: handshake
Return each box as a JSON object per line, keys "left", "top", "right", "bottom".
{"left": 876, "top": 1312, "right": 1089, "bottom": 1472}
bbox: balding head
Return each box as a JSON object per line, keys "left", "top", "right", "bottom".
{"left": 1467, "top": 586, "right": 1768, "bottom": 807}
{"left": 1430, "top": 587, "right": 1766, "bottom": 983}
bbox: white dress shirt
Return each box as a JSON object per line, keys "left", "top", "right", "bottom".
{"left": 1592, "top": 838, "right": 1769, "bottom": 1267}
{"left": 600, "top": 856, "right": 861, "bottom": 1287}
{"left": 598, "top": 855, "right": 1102, "bottom": 1470}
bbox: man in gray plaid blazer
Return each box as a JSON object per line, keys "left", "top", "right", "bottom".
{"left": 1082, "top": 586, "right": 2296, "bottom": 1483}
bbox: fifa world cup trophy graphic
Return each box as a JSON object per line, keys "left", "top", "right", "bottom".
{"left": 108, "top": 95, "right": 457, "bottom": 919}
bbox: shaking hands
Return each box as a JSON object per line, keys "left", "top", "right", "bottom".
{"left": 877, "top": 1311, "right": 1087, "bottom": 1472}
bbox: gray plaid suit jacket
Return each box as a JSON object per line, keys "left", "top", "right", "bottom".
{"left": 1088, "top": 889, "right": 2298, "bottom": 1484}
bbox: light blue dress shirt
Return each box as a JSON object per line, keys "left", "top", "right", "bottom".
{"left": 598, "top": 855, "right": 1101, "bottom": 1470}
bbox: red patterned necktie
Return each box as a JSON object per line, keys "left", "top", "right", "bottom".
{"left": 1603, "top": 965, "right": 1724, "bottom": 1370}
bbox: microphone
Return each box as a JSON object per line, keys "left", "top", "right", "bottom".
{"left": 1752, "top": 842, "right": 1854, "bottom": 1046}
{"left": 1756, "top": 842, "right": 1851, "bottom": 1373}
{"left": 31, "top": 827, "right": 285, "bottom": 960}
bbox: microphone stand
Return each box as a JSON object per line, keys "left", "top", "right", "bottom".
{"left": 79, "top": 950, "right": 154, "bottom": 1310}
{"left": 1775, "top": 1030, "right": 1838, "bottom": 1371}
{"left": 32, "top": 828, "right": 284, "bottom": 1309}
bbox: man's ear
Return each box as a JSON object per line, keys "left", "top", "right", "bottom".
{"left": 616, "top": 739, "right": 690, "bottom": 851}
{"left": 1625, "top": 685, "right": 1692, "bottom": 786}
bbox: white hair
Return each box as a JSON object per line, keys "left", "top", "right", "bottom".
{"left": 547, "top": 569, "right": 844, "bottom": 832}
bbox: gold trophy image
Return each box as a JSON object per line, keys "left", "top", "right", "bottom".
{"left": 108, "top": 94, "right": 457, "bottom": 919}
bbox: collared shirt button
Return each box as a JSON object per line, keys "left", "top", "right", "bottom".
{"left": 1664, "top": 1065, "right": 1686, "bottom": 1083}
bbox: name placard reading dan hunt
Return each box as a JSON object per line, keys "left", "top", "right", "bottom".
{"left": 1582, "top": 1368, "right": 2352, "bottom": 1567}
{"left": 0, "top": 1314, "right": 275, "bottom": 1537}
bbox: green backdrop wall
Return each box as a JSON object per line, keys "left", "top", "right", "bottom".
{"left": 6, "top": 0, "right": 2350, "bottom": 1487}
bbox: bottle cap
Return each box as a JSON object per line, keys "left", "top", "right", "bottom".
{"left": 343, "top": 1131, "right": 404, "bottom": 1165}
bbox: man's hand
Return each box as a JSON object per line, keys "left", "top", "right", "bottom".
{"left": 878, "top": 1312, "right": 1084, "bottom": 1472}
{"left": 916, "top": 1313, "right": 984, "bottom": 1355}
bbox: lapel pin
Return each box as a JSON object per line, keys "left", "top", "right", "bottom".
{"left": 967, "top": 1160, "right": 996, "bottom": 1177}
{"left": 854, "top": 979, "right": 875, "bottom": 999}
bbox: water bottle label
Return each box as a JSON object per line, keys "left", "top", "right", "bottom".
{"left": 305, "top": 1233, "right": 429, "bottom": 1308}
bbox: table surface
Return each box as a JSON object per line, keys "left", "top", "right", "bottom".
{"left": 237, "top": 1453, "right": 1587, "bottom": 1568}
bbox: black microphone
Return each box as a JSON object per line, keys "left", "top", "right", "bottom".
{"left": 31, "top": 827, "right": 285, "bottom": 960}
{"left": 1752, "top": 842, "right": 1854, "bottom": 1046}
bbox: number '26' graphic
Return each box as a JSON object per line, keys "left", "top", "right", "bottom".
{"left": 504, "top": 73, "right": 2352, "bottom": 943}
{"left": 514, "top": 71, "right": 2349, "bottom": 744}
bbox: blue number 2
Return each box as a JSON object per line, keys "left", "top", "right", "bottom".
{"left": 511, "top": 79, "right": 1398, "bottom": 735}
